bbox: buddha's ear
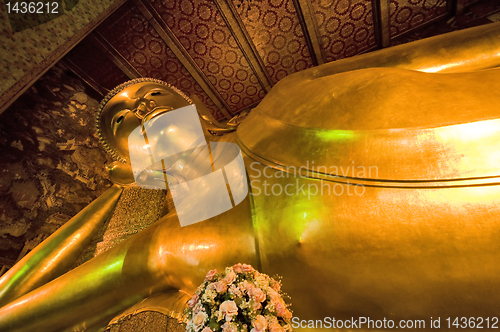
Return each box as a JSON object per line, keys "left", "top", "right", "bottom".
{"left": 106, "top": 160, "right": 135, "bottom": 186}
{"left": 190, "top": 95, "right": 228, "bottom": 128}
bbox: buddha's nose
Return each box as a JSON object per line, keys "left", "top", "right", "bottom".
{"left": 135, "top": 101, "right": 153, "bottom": 119}
{"left": 140, "top": 106, "right": 175, "bottom": 127}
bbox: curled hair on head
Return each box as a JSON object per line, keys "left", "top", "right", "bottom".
{"left": 95, "top": 78, "right": 193, "bottom": 162}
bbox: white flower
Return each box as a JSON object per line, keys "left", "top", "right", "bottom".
{"left": 222, "top": 322, "right": 238, "bottom": 332}
{"left": 220, "top": 300, "right": 239, "bottom": 322}
{"left": 216, "top": 310, "right": 224, "bottom": 322}
{"left": 193, "top": 311, "right": 208, "bottom": 331}
{"left": 202, "top": 289, "right": 217, "bottom": 303}
{"left": 254, "top": 274, "right": 269, "bottom": 288}
{"left": 229, "top": 284, "right": 243, "bottom": 297}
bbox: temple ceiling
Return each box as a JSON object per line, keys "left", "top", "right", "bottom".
{"left": 2, "top": 0, "right": 499, "bottom": 119}
{"left": 61, "top": 0, "right": 479, "bottom": 120}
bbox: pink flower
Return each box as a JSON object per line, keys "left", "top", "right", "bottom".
{"left": 275, "top": 301, "right": 287, "bottom": 317}
{"left": 267, "top": 288, "right": 280, "bottom": 301}
{"left": 205, "top": 269, "right": 218, "bottom": 281}
{"left": 242, "top": 264, "right": 255, "bottom": 272}
{"left": 187, "top": 294, "right": 199, "bottom": 308}
{"left": 249, "top": 287, "right": 266, "bottom": 303}
{"left": 224, "top": 271, "right": 236, "bottom": 285}
{"left": 233, "top": 263, "right": 255, "bottom": 273}
{"left": 268, "top": 322, "right": 284, "bottom": 332}
{"left": 193, "top": 302, "right": 203, "bottom": 314}
{"left": 271, "top": 282, "right": 281, "bottom": 292}
{"left": 251, "top": 315, "right": 267, "bottom": 332}
{"left": 220, "top": 300, "right": 239, "bottom": 322}
{"left": 233, "top": 264, "right": 243, "bottom": 273}
{"left": 215, "top": 280, "right": 228, "bottom": 293}
{"left": 201, "top": 327, "right": 213, "bottom": 332}
{"left": 251, "top": 300, "right": 262, "bottom": 311}
{"left": 193, "top": 311, "right": 208, "bottom": 331}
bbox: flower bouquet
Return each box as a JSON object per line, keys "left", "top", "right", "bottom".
{"left": 184, "top": 263, "right": 293, "bottom": 332}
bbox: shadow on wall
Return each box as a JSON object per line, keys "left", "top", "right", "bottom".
{"left": 0, "top": 63, "right": 112, "bottom": 265}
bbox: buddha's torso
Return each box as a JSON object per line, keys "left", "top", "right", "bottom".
{"left": 229, "top": 67, "right": 500, "bottom": 325}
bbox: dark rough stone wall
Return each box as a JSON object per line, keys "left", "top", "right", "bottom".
{"left": 0, "top": 62, "right": 113, "bottom": 265}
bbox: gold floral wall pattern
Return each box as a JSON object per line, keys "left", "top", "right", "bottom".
{"left": 390, "top": 0, "right": 448, "bottom": 37}
{"left": 148, "top": 0, "right": 267, "bottom": 114}
{"left": 310, "top": 0, "right": 377, "bottom": 61}
{"left": 233, "top": 0, "right": 315, "bottom": 84}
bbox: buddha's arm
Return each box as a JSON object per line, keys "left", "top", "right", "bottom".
{"left": 0, "top": 185, "right": 123, "bottom": 307}
{"left": 0, "top": 195, "right": 257, "bottom": 332}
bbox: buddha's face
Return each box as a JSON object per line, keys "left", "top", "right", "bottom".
{"left": 96, "top": 79, "right": 192, "bottom": 162}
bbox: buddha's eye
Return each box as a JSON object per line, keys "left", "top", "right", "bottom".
{"left": 151, "top": 92, "right": 162, "bottom": 96}
{"left": 116, "top": 115, "right": 124, "bottom": 123}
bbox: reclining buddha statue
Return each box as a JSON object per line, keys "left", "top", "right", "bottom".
{"left": 1, "top": 22, "right": 500, "bottom": 331}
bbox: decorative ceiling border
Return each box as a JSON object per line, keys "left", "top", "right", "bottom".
{"left": 295, "top": 0, "right": 325, "bottom": 64}
{"left": 91, "top": 32, "right": 142, "bottom": 80}
{"left": 373, "top": 0, "right": 391, "bottom": 48}
{"left": 213, "top": 0, "right": 274, "bottom": 92}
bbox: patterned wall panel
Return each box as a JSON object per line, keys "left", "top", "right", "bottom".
{"left": 95, "top": 2, "right": 225, "bottom": 120}
{"left": 148, "top": 0, "right": 267, "bottom": 114}
{"left": 232, "top": 0, "right": 314, "bottom": 84}
{"left": 390, "top": 0, "right": 448, "bottom": 37}
{"left": 0, "top": 0, "right": 125, "bottom": 113}
{"left": 309, "top": 0, "right": 376, "bottom": 63}
{"left": 64, "top": 37, "right": 130, "bottom": 92}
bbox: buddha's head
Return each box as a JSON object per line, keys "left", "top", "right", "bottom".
{"left": 95, "top": 78, "right": 196, "bottom": 185}
{"left": 95, "top": 78, "right": 193, "bottom": 163}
